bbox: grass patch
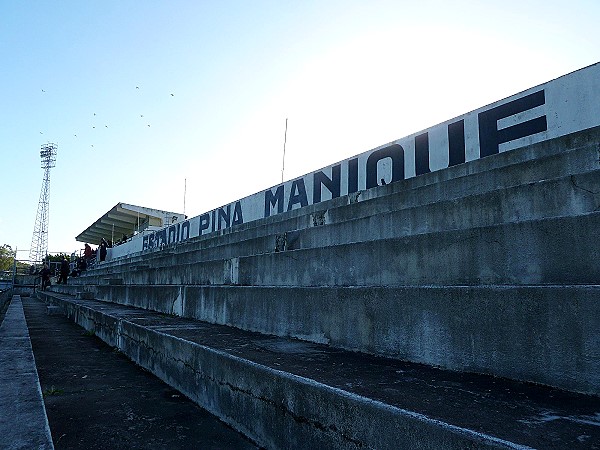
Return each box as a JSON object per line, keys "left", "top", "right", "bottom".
{"left": 43, "top": 386, "right": 64, "bottom": 397}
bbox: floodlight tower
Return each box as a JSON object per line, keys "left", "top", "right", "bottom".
{"left": 29, "top": 143, "right": 57, "bottom": 266}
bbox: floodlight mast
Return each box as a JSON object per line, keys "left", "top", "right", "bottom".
{"left": 29, "top": 143, "right": 57, "bottom": 268}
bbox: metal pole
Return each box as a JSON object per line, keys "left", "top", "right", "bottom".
{"left": 281, "top": 118, "right": 288, "bottom": 183}
{"left": 11, "top": 246, "right": 17, "bottom": 290}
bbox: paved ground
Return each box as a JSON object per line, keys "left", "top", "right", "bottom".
{"left": 21, "top": 295, "right": 258, "bottom": 450}
{"left": 0, "top": 295, "right": 53, "bottom": 450}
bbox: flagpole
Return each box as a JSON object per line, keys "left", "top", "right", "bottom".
{"left": 281, "top": 118, "right": 288, "bottom": 183}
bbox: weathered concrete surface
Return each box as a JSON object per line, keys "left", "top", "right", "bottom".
{"left": 39, "top": 290, "right": 600, "bottom": 449}
{"left": 67, "top": 156, "right": 600, "bottom": 287}
{"left": 0, "top": 295, "right": 54, "bottom": 450}
{"left": 71, "top": 169, "right": 600, "bottom": 288}
{"left": 106, "top": 166, "right": 599, "bottom": 277}
{"left": 233, "top": 212, "right": 600, "bottom": 287}
{"left": 50, "top": 283, "right": 600, "bottom": 395}
{"left": 44, "top": 126, "right": 600, "bottom": 447}
{"left": 0, "top": 290, "right": 11, "bottom": 325}
{"left": 68, "top": 127, "right": 600, "bottom": 285}
{"left": 21, "top": 295, "right": 257, "bottom": 450}
{"left": 68, "top": 211, "right": 600, "bottom": 288}
{"left": 177, "top": 284, "right": 600, "bottom": 396}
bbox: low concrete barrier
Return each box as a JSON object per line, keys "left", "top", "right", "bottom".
{"left": 0, "top": 295, "right": 54, "bottom": 450}
{"left": 50, "top": 283, "right": 600, "bottom": 395}
{"left": 40, "top": 291, "right": 545, "bottom": 449}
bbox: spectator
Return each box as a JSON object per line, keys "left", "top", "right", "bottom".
{"left": 78, "top": 257, "right": 87, "bottom": 273}
{"left": 57, "top": 257, "right": 69, "bottom": 284}
{"left": 99, "top": 238, "right": 108, "bottom": 262}
{"left": 40, "top": 264, "right": 51, "bottom": 290}
{"left": 84, "top": 243, "right": 92, "bottom": 262}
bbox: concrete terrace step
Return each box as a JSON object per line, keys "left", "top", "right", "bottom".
{"left": 0, "top": 295, "right": 54, "bottom": 450}
{"left": 78, "top": 127, "right": 600, "bottom": 277}
{"left": 202, "top": 169, "right": 600, "bottom": 258}
{"left": 232, "top": 212, "right": 600, "bottom": 287}
{"left": 47, "top": 283, "right": 600, "bottom": 395}
{"left": 70, "top": 211, "right": 600, "bottom": 287}
{"left": 79, "top": 168, "right": 600, "bottom": 283}
{"left": 37, "top": 290, "right": 600, "bottom": 449}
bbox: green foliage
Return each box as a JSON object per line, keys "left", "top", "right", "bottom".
{"left": 47, "top": 253, "right": 70, "bottom": 263}
{"left": 0, "top": 244, "right": 15, "bottom": 271}
{"left": 15, "top": 260, "right": 30, "bottom": 271}
{"left": 43, "top": 386, "right": 64, "bottom": 396}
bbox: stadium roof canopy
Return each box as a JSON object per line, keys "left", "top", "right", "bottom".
{"left": 75, "top": 202, "right": 185, "bottom": 245}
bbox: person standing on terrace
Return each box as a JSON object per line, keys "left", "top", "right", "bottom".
{"left": 99, "top": 238, "right": 107, "bottom": 262}
{"left": 84, "top": 243, "right": 92, "bottom": 262}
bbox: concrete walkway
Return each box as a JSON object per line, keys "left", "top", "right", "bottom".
{"left": 0, "top": 295, "right": 54, "bottom": 450}
{"left": 21, "top": 295, "right": 258, "bottom": 450}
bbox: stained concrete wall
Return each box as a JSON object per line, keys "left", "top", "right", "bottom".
{"left": 43, "top": 293, "right": 524, "bottom": 449}
{"left": 53, "top": 283, "right": 600, "bottom": 396}
{"left": 55, "top": 126, "right": 600, "bottom": 395}
{"left": 95, "top": 126, "right": 600, "bottom": 272}
{"left": 71, "top": 130, "right": 600, "bottom": 289}
{"left": 69, "top": 212, "right": 600, "bottom": 287}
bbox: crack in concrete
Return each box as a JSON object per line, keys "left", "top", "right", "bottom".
{"left": 570, "top": 175, "right": 600, "bottom": 196}
{"left": 570, "top": 174, "right": 600, "bottom": 211}
{"left": 116, "top": 323, "right": 368, "bottom": 448}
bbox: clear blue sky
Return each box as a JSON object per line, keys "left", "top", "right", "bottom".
{"left": 1, "top": 0, "right": 598, "bottom": 258}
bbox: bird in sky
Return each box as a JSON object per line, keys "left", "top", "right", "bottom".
{"left": 136, "top": 86, "right": 139, "bottom": 89}
{"left": 170, "top": 93, "right": 174, "bottom": 97}
{"left": 41, "top": 89, "right": 45, "bottom": 93}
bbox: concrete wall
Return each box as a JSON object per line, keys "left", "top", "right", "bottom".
{"left": 52, "top": 283, "right": 599, "bottom": 396}
{"left": 58, "top": 122, "right": 600, "bottom": 395}
{"left": 83, "top": 129, "right": 600, "bottom": 285}
{"left": 43, "top": 293, "right": 524, "bottom": 449}
{"left": 73, "top": 212, "right": 600, "bottom": 288}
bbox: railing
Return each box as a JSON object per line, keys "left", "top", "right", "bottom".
{"left": 1, "top": 248, "right": 92, "bottom": 292}
{"left": 9, "top": 258, "right": 42, "bottom": 292}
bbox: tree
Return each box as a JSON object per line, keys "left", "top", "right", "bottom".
{"left": 0, "top": 244, "right": 15, "bottom": 271}
{"left": 47, "top": 253, "right": 70, "bottom": 263}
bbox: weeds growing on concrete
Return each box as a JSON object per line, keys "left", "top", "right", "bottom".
{"left": 43, "top": 386, "right": 64, "bottom": 396}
